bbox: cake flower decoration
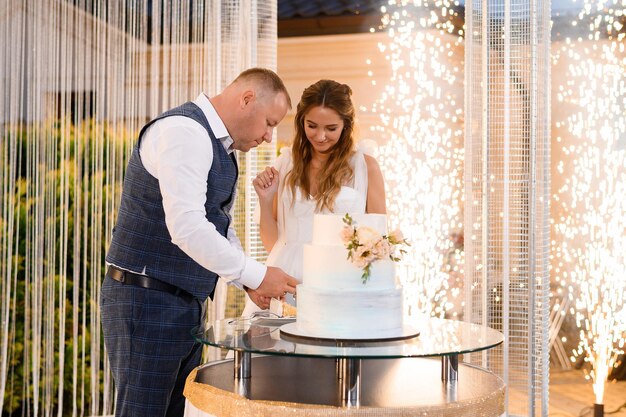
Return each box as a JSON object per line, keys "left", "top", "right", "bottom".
{"left": 341, "top": 214, "right": 409, "bottom": 284}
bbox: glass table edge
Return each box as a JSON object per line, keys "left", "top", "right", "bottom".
{"left": 190, "top": 321, "right": 505, "bottom": 360}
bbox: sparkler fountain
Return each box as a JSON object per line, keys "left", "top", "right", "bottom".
{"left": 365, "top": 0, "right": 465, "bottom": 319}
{"left": 369, "top": 0, "right": 624, "bottom": 415}
{"left": 551, "top": 1, "right": 626, "bottom": 414}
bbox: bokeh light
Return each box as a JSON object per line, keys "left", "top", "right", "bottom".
{"left": 366, "top": 0, "right": 465, "bottom": 319}
{"left": 551, "top": 0, "right": 625, "bottom": 405}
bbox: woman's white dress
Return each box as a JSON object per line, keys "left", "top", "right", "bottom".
{"left": 241, "top": 147, "right": 370, "bottom": 316}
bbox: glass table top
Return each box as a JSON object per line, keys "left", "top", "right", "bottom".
{"left": 192, "top": 316, "right": 504, "bottom": 359}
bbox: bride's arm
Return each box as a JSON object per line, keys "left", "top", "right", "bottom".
{"left": 253, "top": 166, "right": 280, "bottom": 252}
{"left": 364, "top": 154, "right": 387, "bottom": 214}
{"left": 258, "top": 192, "right": 279, "bottom": 252}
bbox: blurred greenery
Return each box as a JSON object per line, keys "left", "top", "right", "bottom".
{"left": 1, "top": 119, "right": 132, "bottom": 416}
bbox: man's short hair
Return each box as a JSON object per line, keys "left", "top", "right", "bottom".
{"left": 234, "top": 67, "right": 292, "bottom": 109}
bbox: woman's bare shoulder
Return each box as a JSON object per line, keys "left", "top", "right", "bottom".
{"left": 363, "top": 153, "right": 381, "bottom": 170}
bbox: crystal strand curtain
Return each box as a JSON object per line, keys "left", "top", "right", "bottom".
{"left": 464, "top": 0, "right": 550, "bottom": 416}
{"left": 0, "top": 1, "right": 277, "bottom": 415}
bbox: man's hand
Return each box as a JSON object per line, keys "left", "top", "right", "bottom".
{"left": 245, "top": 287, "right": 271, "bottom": 310}
{"left": 256, "top": 266, "right": 298, "bottom": 299}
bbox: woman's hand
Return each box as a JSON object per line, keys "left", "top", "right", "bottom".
{"left": 252, "top": 166, "right": 279, "bottom": 203}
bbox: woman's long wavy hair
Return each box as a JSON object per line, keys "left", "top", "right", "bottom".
{"left": 285, "top": 80, "right": 356, "bottom": 212}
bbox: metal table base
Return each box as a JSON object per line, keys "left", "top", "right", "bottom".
{"left": 201, "top": 355, "right": 504, "bottom": 409}
{"left": 234, "top": 351, "right": 460, "bottom": 407}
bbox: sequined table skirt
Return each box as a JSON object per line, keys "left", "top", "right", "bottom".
{"left": 183, "top": 356, "right": 505, "bottom": 417}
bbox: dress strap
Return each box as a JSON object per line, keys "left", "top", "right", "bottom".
{"left": 275, "top": 148, "right": 293, "bottom": 235}
{"left": 351, "top": 148, "right": 369, "bottom": 199}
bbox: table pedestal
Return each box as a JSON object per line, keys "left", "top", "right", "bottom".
{"left": 233, "top": 350, "right": 251, "bottom": 397}
{"left": 235, "top": 349, "right": 461, "bottom": 407}
{"left": 184, "top": 355, "right": 505, "bottom": 417}
{"left": 337, "top": 358, "right": 361, "bottom": 407}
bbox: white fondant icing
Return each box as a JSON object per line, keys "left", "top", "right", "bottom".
{"left": 310, "top": 213, "right": 388, "bottom": 246}
{"left": 296, "top": 286, "right": 403, "bottom": 338}
{"left": 302, "top": 245, "right": 396, "bottom": 290}
{"left": 297, "top": 213, "right": 404, "bottom": 339}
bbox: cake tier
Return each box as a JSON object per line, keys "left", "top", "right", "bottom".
{"left": 296, "top": 286, "right": 403, "bottom": 339}
{"left": 312, "top": 213, "right": 388, "bottom": 246}
{"left": 302, "top": 244, "right": 396, "bottom": 289}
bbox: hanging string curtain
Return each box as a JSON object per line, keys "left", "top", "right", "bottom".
{"left": 0, "top": 1, "right": 277, "bottom": 415}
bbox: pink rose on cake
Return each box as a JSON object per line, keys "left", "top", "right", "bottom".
{"left": 388, "top": 229, "right": 404, "bottom": 245}
{"left": 373, "top": 238, "right": 392, "bottom": 259}
{"left": 351, "top": 248, "right": 374, "bottom": 269}
{"left": 341, "top": 214, "right": 409, "bottom": 283}
{"left": 355, "top": 225, "right": 380, "bottom": 245}
{"left": 339, "top": 226, "right": 354, "bottom": 242}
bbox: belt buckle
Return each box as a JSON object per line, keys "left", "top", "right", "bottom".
{"left": 117, "top": 269, "right": 126, "bottom": 283}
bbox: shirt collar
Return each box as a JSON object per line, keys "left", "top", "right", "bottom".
{"left": 193, "top": 93, "right": 235, "bottom": 153}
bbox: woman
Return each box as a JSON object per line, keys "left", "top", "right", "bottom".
{"left": 242, "top": 79, "right": 387, "bottom": 315}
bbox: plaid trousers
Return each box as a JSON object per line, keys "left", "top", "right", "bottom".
{"left": 101, "top": 274, "right": 204, "bottom": 417}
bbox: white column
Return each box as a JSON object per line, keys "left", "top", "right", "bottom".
{"left": 464, "top": 0, "right": 551, "bottom": 416}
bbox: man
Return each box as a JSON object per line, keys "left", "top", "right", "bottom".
{"left": 100, "top": 68, "right": 298, "bottom": 417}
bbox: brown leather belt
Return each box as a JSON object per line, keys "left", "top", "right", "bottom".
{"left": 106, "top": 265, "right": 195, "bottom": 303}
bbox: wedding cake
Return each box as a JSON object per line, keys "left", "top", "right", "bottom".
{"left": 294, "top": 213, "right": 405, "bottom": 339}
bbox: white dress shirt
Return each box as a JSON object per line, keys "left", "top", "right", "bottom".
{"left": 138, "top": 93, "right": 265, "bottom": 290}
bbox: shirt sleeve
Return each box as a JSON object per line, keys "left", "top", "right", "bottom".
{"left": 225, "top": 211, "right": 265, "bottom": 290}
{"left": 140, "top": 116, "right": 266, "bottom": 290}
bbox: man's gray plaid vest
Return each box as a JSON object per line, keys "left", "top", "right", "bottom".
{"left": 106, "top": 102, "right": 238, "bottom": 301}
